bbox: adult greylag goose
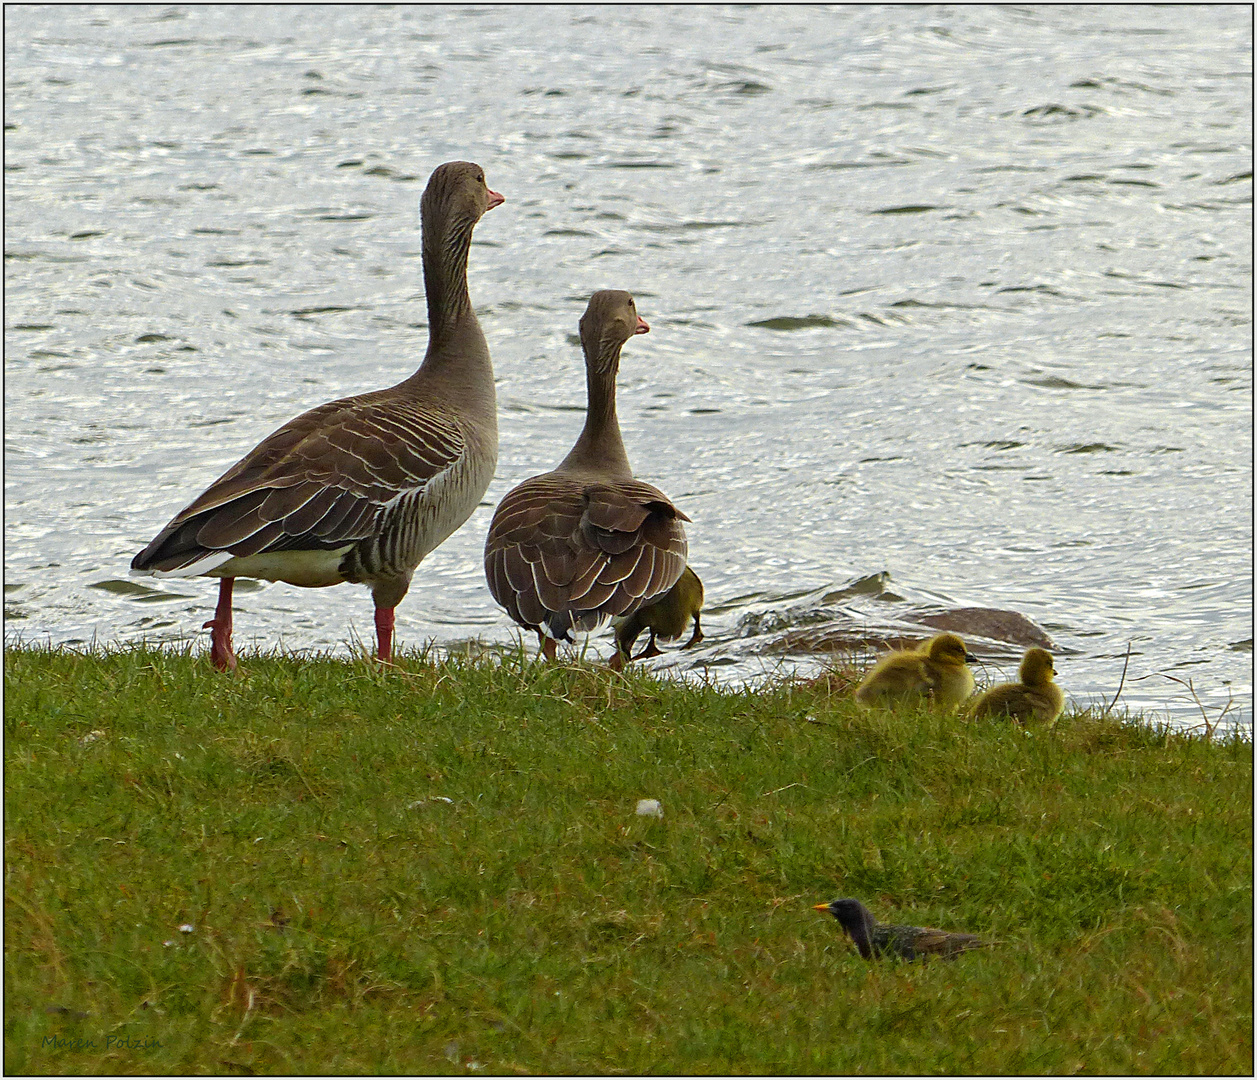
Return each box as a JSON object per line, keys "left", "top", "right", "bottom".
{"left": 131, "top": 161, "right": 503, "bottom": 669}
{"left": 969, "top": 647, "right": 1064, "bottom": 723}
{"left": 854, "top": 632, "right": 978, "bottom": 709}
{"left": 613, "top": 564, "right": 704, "bottom": 666}
{"left": 484, "top": 290, "right": 688, "bottom": 666}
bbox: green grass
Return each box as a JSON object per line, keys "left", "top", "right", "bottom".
{"left": 4, "top": 643, "right": 1252, "bottom": 1074}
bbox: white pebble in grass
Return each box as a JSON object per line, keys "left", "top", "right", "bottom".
{"left": 408, "top": 796, "right": 454, "bottom": 809}
{"left": 635, "top": 799, "right": 663, "bottom": 818}
{"left": 178, "top": 924, "right": 195, "bottom": 934}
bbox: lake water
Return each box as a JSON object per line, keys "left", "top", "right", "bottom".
{"left": 5, "top": 5, "right": 1252, "bottom": 733}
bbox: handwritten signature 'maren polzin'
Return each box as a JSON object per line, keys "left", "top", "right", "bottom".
{"left": 42, "top": 1035, "right": 163, "bottom": 1051}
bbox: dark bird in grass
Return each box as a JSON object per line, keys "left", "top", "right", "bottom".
{"left": 612, "top": 564, "right": 704, "bottom": 667}
{"left": 813, "top": 898, "right": 989, "bottom": 960}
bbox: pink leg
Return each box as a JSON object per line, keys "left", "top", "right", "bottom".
{"left": 537, "top": 633, "right": 557, "bottom": 662}
{"left": 202, "top": 577, "right": 237, "bottom": 672}
{"left": 375, "top": 606, "right": 395, "bottom": 664}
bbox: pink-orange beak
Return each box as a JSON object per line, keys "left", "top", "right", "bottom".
{"left": 813, "top": 902, "right": 832, "bottom": 913}
{"left": 486, "top": 188, "right": 505, "bottom": 211}
{"left": 635, "top": 315, "right": 650, "bottom": 335}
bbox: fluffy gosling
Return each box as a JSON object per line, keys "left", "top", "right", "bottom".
{"left": 813, "top": 898, "right": 988, "bottom": 961}
{"left": 854, "top": 632, "right": 977, "bottom": 709}
{"left": 612, "top": 565, "right": 704, "bottom": 668}
{"left": 970, "top": 646, "right": 1064, "bottom": 723}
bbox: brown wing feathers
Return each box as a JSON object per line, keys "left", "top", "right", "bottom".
{"left": 132, "top": 395, "right": 464, "bottom": 573}
{"left": 482, "top": 289, "right": 688, "bottom": 648}
{"left": 484, "top": 474, "right": 687, "bottom": 641}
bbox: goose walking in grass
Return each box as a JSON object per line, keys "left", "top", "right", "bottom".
{"left": 484, "top": 290, "right": 688, "bottom": 666}
{"left": 131, "top": 162, "right": 504, "bottom": 670}
{"left": 970, "top": 647, "right": 1064, "bottom": 723}
{"left": 854, "top": 632, "right": 978, "bottom": 709}
{"left": 813, "top": 898, "right": 989, "bottom": 961}
{"left": 613, "top": 564, "right": 704, "bottom": 666}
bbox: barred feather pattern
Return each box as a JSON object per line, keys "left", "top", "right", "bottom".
{"left": 132, "top": 387, "right": 497, "bottom": 607}
{"left": 484, "top": 471, "right": 688, "bottom": 642}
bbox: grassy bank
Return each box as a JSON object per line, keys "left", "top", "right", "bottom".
{"left": 4, "top": 644, "right": 1252, "bottom": 1074}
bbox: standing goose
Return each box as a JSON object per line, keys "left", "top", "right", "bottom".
{"left": 131, "top": 161, "right": 504, "bottom": 669}
{"left": 484, "top": 290, "right": 688, "bottom": 665}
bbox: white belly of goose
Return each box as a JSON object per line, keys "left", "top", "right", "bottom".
{"left": 207, "top": 546, "right": 355, "bottom": 587}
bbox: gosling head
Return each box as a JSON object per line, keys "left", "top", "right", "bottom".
{"left": 579, "top": 290, "right": 649, "bottom": 372}
{"left": 1018, "top": 647, "right": 1057, "bottom": 687}
{"left": 925, "top": 633, "right": 978, "bottom": 667}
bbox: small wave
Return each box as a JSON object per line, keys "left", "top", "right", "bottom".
{"left": 745, "top": 315, "right": 852, "bottom": 331}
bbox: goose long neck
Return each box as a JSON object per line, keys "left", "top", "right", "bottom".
{"left": 560, "top": 346, "right": 632, "bottom": 477}
{"left": 401, "top": 209, "right": 495, "bottom": 418}
{"left": 421, "top": 212, "right": 476, "bottom": 351}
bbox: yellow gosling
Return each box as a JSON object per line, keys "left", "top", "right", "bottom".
{"left": 613, "top": 566, "right": 704, "bottom": 667}
{"left": 854, "top": 632, "right": 977, "bottom": 710}
{"left": 970, "top": 647, "right": 1064, "bottom": 724}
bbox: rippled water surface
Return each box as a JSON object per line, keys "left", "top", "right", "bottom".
{"left": 6, "top": 5, "right": 1252, "bottom": 731}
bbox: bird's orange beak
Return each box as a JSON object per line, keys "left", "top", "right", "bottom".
{"left": 813, "top": 902, "right": 831, "bottom": 913}
{"left": 634, "top": 315, "right": 650, "bottom": 335}
{"left": 486, "top": 188, "right": 505, "bottom": 210}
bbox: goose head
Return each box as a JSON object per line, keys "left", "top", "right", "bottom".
{"left": 421, "top": 160, "right": 504, "bottom": 228}
{"left": 925, "top": 632, "right": 978, "bottom": 667}
{"left": 579, "top": 290, "right": 650, "bottom": 373}
{"left": 1019, "top": 647, "right": 1057, "bottom": 687}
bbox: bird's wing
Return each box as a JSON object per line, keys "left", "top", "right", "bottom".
{"left": 900, "top": 926, "right": 987, "bottom": 958}
{"left": 133, "top": 392, "right": 465, "bottom": 573}
{"left": 887, "top": 656, "right": 933, "bottom": 696}
{"left": 485, "top": 474, "right": 688, "bottom": 630}
{"left": 920, "top": 660, "right": 955, "bottom": 699}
